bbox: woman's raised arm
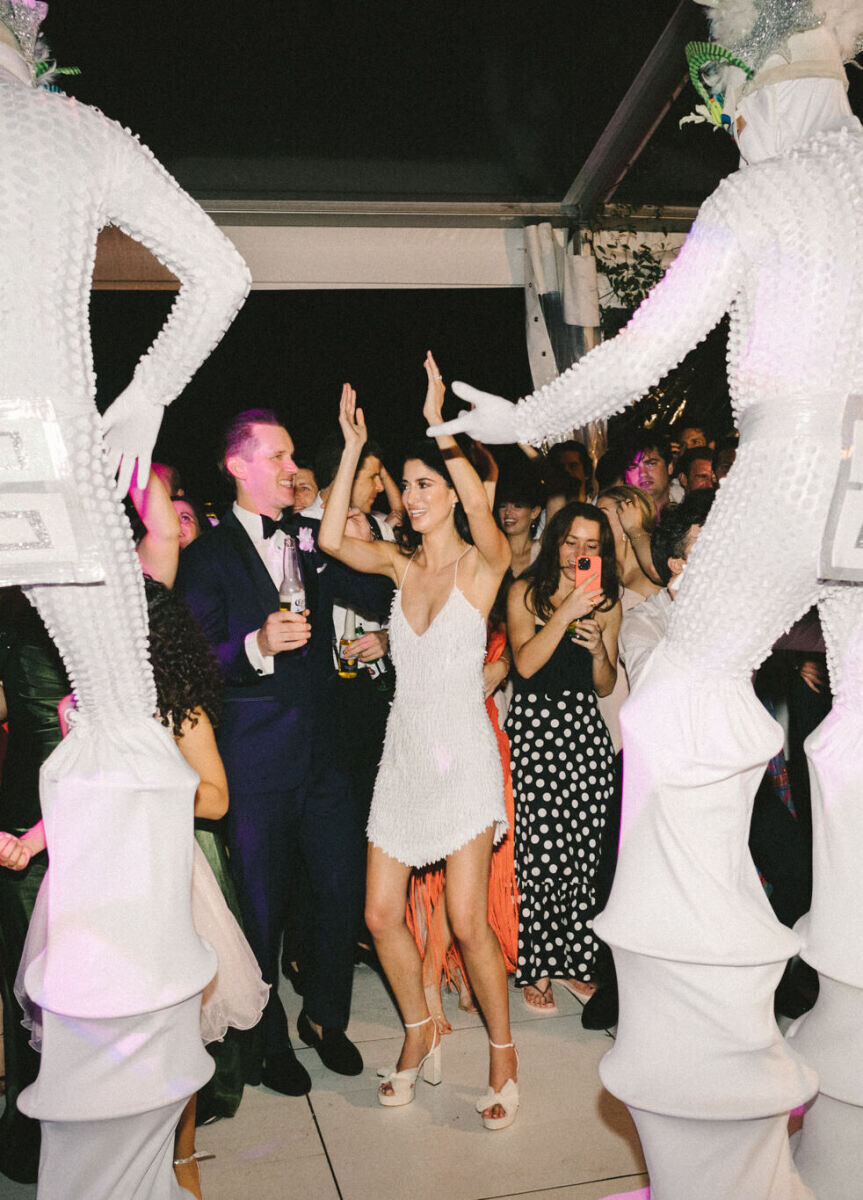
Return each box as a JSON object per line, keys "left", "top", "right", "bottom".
{"left": 424, "top": 353, "right": 510, "bottom": 577}
{"left": 130, "top": 465, "right": 181, "bottom": 587}
{"left": 317, "top": 384, "right": 401, "bottom": 582}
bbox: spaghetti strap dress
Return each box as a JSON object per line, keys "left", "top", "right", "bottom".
{"left": 367, "top": 550, "right": 507, "bottom": 869}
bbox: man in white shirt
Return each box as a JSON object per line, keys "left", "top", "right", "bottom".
{"left": 178, "top": 410, "right": 392, "bottom": 1094}
{"left": 304, "top": 431, "right": 397, "bottom": 670}
{"left": 619, "top": 491, "right": 714, "bottom": 689}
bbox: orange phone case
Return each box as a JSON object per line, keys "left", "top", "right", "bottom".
{"left": 574, "top": 555, "right": 602, "bottom": 596}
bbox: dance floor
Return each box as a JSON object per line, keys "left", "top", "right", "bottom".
{"left": 0, "top": 964, "right": 647, "bottom": 1200}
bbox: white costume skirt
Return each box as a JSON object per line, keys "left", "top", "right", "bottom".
{"left": 16, "top": 842, "right": 269, "bottom": 1049}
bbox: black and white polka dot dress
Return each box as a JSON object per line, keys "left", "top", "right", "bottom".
{"left": 506, "top": 630, "right": 614, "bottom": 987}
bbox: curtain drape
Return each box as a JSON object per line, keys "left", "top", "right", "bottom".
{"left": 523, "top": 223, "right": 605, "bottom": 461}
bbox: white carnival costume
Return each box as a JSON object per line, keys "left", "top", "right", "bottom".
{"left": 0, "top": 3, "right": 250, "bottom": 1196}
{"left": 436, "top": 3, "right": 863, "bottom": 1197}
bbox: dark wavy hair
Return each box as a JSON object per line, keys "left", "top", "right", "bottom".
{"left": 144, "top": 577, "right": 223, "bottom": 737}
{"left": 523, "top": 501, "right": 619, "bottom": 623}
{"left": 393, "top": 440, "right": 473, "bottom": 554}
{"left": 651, "top": 489, "right": 715, "bottom": 585}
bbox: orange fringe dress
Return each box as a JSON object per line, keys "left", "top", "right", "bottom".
{"left": 405, "top": 626, "right": 518, "bottom": 982}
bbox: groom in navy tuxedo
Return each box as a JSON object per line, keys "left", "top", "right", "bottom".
{"left": 178, "top": 409, "right": 390, "bottom": 1094}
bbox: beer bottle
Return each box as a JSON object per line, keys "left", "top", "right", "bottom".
{"left": 338, "top": 608, "right": 359, "bottom": 679}
{"left": 278, "top": 537, "right": 306, "bottom": 613}
{"left": 355, "top": 621, "right": 392, "bottom": 691}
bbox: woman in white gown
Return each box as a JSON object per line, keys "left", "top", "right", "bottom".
{"left": 318, "top": 355, "right": 518, "bottom": 1128}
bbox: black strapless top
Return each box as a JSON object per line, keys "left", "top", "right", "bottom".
{"left": 511, "top": 622, "right": 595, "bottom": 698}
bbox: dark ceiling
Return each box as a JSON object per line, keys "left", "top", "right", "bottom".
{"left": 43, "top": 0, "right": 748, "bottom": 208}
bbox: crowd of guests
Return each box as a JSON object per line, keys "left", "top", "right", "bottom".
{"left": 0, "top": 380, "right": 827, "bottom": 1192}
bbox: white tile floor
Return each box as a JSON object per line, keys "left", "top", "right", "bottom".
{"left": 0, "top": 964, "right": 648, "bottom": 1200}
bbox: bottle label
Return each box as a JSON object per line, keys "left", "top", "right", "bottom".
{"left": 280, "top": 589, "right": 306, "bottom": 614}
{"left": 338, "top": 637, "right": 358, "bottom": 677}
{"left": 367, "top": 656, "right": 389, "bottom": 680}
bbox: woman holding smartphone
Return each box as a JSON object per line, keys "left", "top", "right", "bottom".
{"left": 506, "top": 502, "right": 621, "bottom": 1012}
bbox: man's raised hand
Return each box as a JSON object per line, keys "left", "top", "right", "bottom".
{"left": 426, "top": 382, "right": 522, "bottom": 445}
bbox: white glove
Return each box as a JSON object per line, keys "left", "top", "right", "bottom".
{"left": 426, "top": 382, "right": 522, "bottom": 445}
{"left": 101, "top": 379, "right": 166, "bottom": 497}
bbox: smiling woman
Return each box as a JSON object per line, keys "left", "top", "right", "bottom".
{"left": 318, "top": 357, "right": 520, "bottom": 1129}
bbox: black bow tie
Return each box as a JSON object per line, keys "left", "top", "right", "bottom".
{"left": 261, "top": 513, "right": 297, "bottom": 540}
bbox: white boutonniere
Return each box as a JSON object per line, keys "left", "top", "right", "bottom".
{"left": 297, "top": 526, "right": 315, "bottom": 554}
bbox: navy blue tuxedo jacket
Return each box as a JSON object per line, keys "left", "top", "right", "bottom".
{"left": 177, "top": 510, "right": 392, "bottom": 791}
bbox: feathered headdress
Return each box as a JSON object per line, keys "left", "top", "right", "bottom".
{"left": 0, "top": 0, "right": 78, "bottom": 87}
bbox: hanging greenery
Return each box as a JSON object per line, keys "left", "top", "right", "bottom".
{"left": 594, "top": 239, "right": 667, "bottom": 338}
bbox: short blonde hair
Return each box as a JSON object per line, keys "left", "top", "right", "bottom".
{"left": 598, "top": 484, "right": 657, "bottom": 536}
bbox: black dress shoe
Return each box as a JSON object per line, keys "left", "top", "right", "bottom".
{"left": 297, "top": 1009, "right": 364, "bottom": 1076}
{"left": 581, "top": 982, "right": 618, "bottom": 1031}
{"left": 260, "top": 1047, "right": 311, "bottom": 1096}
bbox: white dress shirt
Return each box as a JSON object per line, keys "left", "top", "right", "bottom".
{"left": 618, "top": 588, "right": 673, "bottom": 691}
{"left": 233, "top": 502, "right": 287, "bottom": 676}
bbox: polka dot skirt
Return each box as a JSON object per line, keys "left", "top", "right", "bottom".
{"left": 507, "top": 687, "right": 614, "bottom": 987}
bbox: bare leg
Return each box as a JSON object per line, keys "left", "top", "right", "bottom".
{"left": 173, "top": 1094, "right": 201, "bottom": 1199}
{"left": 365, "top": 845, "right": 434, "bottom": 1093}
{"left": 419, "top": 885, "right": 453, "bottom": 1035}
{"left": 445, "top": 828, "right": 516, "bottom": 1120}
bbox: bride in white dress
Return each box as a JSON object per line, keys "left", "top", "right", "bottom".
{"left": 319, "top": 354, "right": 518, "bottom": 1128}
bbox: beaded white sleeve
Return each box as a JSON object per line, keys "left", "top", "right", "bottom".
{"left": 515, "top": 186, "right": 744, "bottom": 445}
{"left": 99, "top": 113, "right": 252, "bottom": 411}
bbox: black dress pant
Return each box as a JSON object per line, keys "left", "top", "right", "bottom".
{"left": 226, "top": 752, "right": 364, "bottom": 1050}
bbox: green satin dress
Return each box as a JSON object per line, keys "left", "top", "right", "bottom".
{"left": 193, "top": 820, "right": 263, "bottom": 1122}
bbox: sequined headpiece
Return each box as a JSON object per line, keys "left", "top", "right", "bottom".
{"left": 0, "top": 0, "right": 48, "bottom": 75}
{"left": 702, "top": 0, "right": 826, "bottom": 75}
{"left": 684, "top": 0, "right": 863, "bottom": 129}
{"left": 0, "top": 0, "right": 78, "bottom": 87}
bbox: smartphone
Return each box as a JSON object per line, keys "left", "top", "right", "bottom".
{"left": 574, "top": 554, "right": 602, "bottom": 597}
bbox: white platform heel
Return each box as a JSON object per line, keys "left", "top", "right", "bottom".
{"left": 476, "top": 1040, "right": 519, "bottom": 1130}
{"left": 377, "top": 1015, "right": 442, "bottom": 1107}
